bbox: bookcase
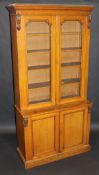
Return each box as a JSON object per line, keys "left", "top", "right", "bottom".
{"left": 7, "top": 4, "right": 95, "bottom": 169}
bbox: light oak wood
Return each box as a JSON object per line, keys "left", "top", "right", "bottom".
{"left": 17, "top": 144, "right": 91, "bottom": 169}
{"left": 29, "top": 113, "right": 59, "bottom": 158}
{"left": 7, "top": 4, "right": 94, "bottom": 169}
{"left": 60, "top": 107, "right": 87, "bottom": 151}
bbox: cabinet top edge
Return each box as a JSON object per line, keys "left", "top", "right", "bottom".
{"left": 7, "top": 3, "right": 95, "bottom": 12}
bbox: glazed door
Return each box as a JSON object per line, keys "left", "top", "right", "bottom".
{"left": 20, "top": 16, "right": 56, "bottom": 110}
{"left": 56, "top": 16, "right": 90, "bottom": 105}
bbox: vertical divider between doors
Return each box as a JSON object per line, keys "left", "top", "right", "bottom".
{"left": 51, "top": 16, "right": 56, "bottom": 106}
{"left": 59, "top": 111, "right": 64, "bottom": 152}
{"left": 55, "top": 16, "right": 61, "bottom": 152}
{"left": 55, "top": 16, "right": 61, "bottom": 105}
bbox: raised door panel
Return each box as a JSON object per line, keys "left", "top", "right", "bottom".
{"left": 60, "top": 108, "right": 88, "bottom": 151}
{"left": 17, "top": 15, "right": 56, "bottom": 110}
{"left": 56, "top": 16, "right": 90, "bottom": 105}
{"left": 30, "top": 112, "right": 59, "bottom": 158}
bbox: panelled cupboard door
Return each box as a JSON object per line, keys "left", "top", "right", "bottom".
{"left": 18, "top": 15, "right": 56, "bottom": 110}
{"left": 29, "top": 112, "right": 59, "bottom": 159}
{"left": 56, "top": 16, "right": 90, "bottom": 105}
{"left": 60, "top": 107, "right": 88, "bottom": 152}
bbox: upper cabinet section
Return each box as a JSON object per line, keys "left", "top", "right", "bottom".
{"left": 7, "top": 4, "right": 95, "bottom": 110}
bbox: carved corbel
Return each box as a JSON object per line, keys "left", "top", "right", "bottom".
{"left": 16, "top": 14, "right": 21, "bottom": 31}
{"left": 23, "top": 118, "right": 28, "bottom": 127}
{"left": 88, "top": 108, "right": 91, "bottom": 115}
{"left": 87, "top": 15, "right": 92, "bottom": 29}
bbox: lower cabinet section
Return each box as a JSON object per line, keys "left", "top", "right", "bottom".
{"left": 16, "top": 104, "right": 91, "bottom": 169}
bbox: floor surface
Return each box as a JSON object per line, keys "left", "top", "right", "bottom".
{"left": 0, "top": 130, "right": 99, "bottom": 175}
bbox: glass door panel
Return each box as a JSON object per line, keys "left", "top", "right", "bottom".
{"left": 26, "top": 21, "right": 51, "bottom": 105}
{"left": 61, "top": 82, "right": 80, "bottom": 99}
{"left": 62, "top": 50, "right": 81, "bottom": 63}
{"left": 61, "top": 21, "right": 82, "bottom": 99}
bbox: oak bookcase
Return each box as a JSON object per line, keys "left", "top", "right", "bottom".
{"left": 7, "top": 4, "right": 95, "bottom": 169}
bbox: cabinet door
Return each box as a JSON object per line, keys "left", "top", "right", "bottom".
{"left": 56, "top": 16, "right": 90, "bottom": 104}
{"left": 60, "top": 108, "right": 88, "bottom": 152}
{"left": 29, "top": 112, "right": 59, "bottom": 159}
{"left": 17, "top": 16, "right": 55, "bottom": 110}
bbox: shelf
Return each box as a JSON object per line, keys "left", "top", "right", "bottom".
{"left": 27, "top": 33, "right": 49, "bottom": 36}
{"left": 61, "top": 78, "right": 80, "bottom": 85}
{"left": 61, "top": 94, "right": 79, "bottom": 99}
{"left": 28, "top": 81, "right": 50, "bottom": 89}
{"left": 28, "top": 65, "right": 50, "bottom": 70}
{"left": 28, "top": 63, "right": 80, "bottom": 70}
{"left": 62, "top": 32, "right": 81, "bottom": 35}
{"left": 62, "top": 62, "right": 81, "bottom": 67}
{"left": 27, "top": 49, "right": 50, "bottom": 53}
{"left": 28, "top": 79, "right": 80, "bottom": 89}
{"left": 62, "top": 47, "right": 81, "bottom": 51}
{"left": 29, "top": 98, "right": 50, "bottom": 104}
